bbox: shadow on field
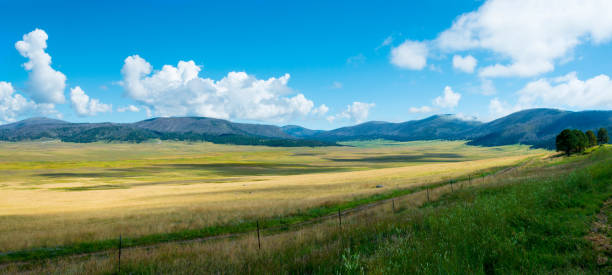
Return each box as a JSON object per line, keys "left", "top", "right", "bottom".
{"left": 154, "top": 163, "right": 348, "bottom": 176}
{"left": 53, "top": 184, "right": 128, "bottom": 191}
{"left": 291, "top": 152, "right": 325, "bottom": 156}
{"left": 326, "top": 153, "right": 464, "bottom": 163}
{"left": 37, "top": 172, "right": 127, "bottom": 178}
{"left": 37, "top": 163, "right": 350, "bottom": 178}
{"left": 36, "top": 154, "right": 466, "bottom": 180}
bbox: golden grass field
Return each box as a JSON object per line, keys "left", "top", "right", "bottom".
{"left": 0, "top": 140, "right": 545, "bottom": 252}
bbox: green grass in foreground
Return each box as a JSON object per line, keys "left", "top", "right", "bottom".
{"left": 0, "top": 164, "right": 510, "bottom": 264}
{"left": 114, "top": 147, "right": 611, "bottom": 274}
{"left": 361, "top": 156, "right": 612, "bottom": 274}
{"left": 336, "top": 148, "right": 612, "bottom": 274}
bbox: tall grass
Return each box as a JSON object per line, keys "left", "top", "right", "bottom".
{"left": 104, "top": 148, "right": 611, "bottom": 274}
{"left": 0, "top": 163, "right": 511, "bottom": 263}
{"left": 342, "top": 148, "right": 612, "bottom": 274}
{"left": 0, "top": 147, "right": 533, "bottom": 252}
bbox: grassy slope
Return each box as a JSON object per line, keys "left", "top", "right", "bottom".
{"left": 2, "top": 148, "right": 610, "bottom": 273}
{"left": 0, "top": 140, "right": 540, "bottom": 253}
{"left": 0, "top": 162, "right": 512, "bottom": 263}
{"left": 109, "top": 146, "right": 611, "bottom": 274}
{"left": 362, "top": 150, "right": 612, "bottom": 274}
{"left": 338, "top": 147, "right": 612, "bottom": 274}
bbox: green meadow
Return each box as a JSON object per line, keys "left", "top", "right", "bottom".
{"left": 11, "top": 140, "right": 608, "bottom": 274}
{"left": 0, "top": 140, "right": 538, "bottom": 189}
{"left": 1, "top": 143, "right": 610, "bottom": 274}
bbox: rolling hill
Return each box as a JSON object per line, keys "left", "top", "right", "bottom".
{"left": 0, "top": 117, "right": 333, "bottom": 146}
{"left": 134, "top": 117, "right": 292, "bottom": 139}
{"left": 278, "top": 109, "right": 612, "bottom": 148}
{"left": 1, "top": 108, "right": 611, "bottom": 148}
{"left": 465, "top": 109, "right": 612, "bottom": 149}
{"left": 280, "top": 125, "right": 325, "bottom": 139}
{"left": 307, "top": 114, "right": 482, "bottom": 141}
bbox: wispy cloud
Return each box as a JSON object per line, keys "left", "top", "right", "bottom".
{"left": 346, "top": 53, "right": 366, "bottom": 66}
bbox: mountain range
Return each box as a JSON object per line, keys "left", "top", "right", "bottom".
{"left": 1, "top": 108, "right": 611, "bottom": 149}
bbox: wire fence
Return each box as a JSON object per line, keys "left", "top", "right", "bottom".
{"left": 2, "top": 162, "right": 524, "bottom": 272}
{"left": 115, "top": 162, "right": 523, "bottom": 273}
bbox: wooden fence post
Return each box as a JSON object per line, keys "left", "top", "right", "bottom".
{"left": 118, "top": 234, "right": 122, "bottom": 274}
{"left": 427, "top": 187, "right": 430, "bottom": 203}
{"left": 338, "top": 209, "right": 342, "bottom": 227}
{"left": 256, "top": 220, "right": 261, "bottom": 250}
{"left": 392, "top": 199, "right": 396, "bottom": 212}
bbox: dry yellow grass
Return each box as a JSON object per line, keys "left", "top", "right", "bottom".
{"left": 0, "top": 140, "right": 544, "bottom": 252}
{"left": 0, "top": 152, "right": 548, "bottom": 274}
{"left": 0, "top": 156, "right": 534, "bottom": 252}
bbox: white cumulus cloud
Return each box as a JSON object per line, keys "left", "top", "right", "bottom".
{"left": 120, "top": 55, "right": 325, "bottom": 122}
{"left": 436, "top": 0, "right": 612, "bottom": 77}
{"left": 117, "top": 105, "right": 140, "bottom": 113}
{"left": 15, "top": 29, "right": 66, "bottom": 104}
{"left": 0, "top": 82, "right": 36, "bottom": 124}
{"left": 518, "top": 72, "right": 612, "bottom": 109}
{"left": 69, "top": 86, "right": 112, "bottom": 116}
{"left": 327, "top": 102, "right": 375, "bottom": 123}
{"left": 434, "top": 86, "right": 461, "bottom": 108}
{"left": 390, "top": 40, "right": 428, "bottom": 70}
{"left": 409, "top": 106, "right": 433, "bottom": 113}
{"left": 486, "top": 72, "right": 612, "bottom": 120}
{"left": 487, "top": 98, "right": 521, "bottom": 119}
{"left": 312, "top": 104, "right": 329, "bottom": 116}
{"left": 452, "top": 55, "right": 477, "bottom": 73}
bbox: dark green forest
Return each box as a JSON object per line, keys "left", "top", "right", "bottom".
{"left": 0, "top": 126, "right": 337, "bottom": 147}
{"left": 556, "top": 128, "right": 609, "bottom": 155}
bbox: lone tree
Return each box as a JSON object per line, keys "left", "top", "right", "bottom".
{"left": 597, "top": 128, "right": 609, "bottom": 146}
{"left": 556, "top": 129, "right": 574, "bottom": 156}
{"left": 586, "top": 130, "right": 597, "bottom": 148}
{"left": 556, "top": 129, "right": 588, "bottom": 156}
{"left": 572, "top": 129, "right": 588, "bottom": 153}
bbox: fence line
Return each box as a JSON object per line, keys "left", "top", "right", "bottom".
{"left": 117, "top": 234, "right": 122, "bottom": 274}
{"left": 117, "top": 163, "right": 521, "bottom": 255}
{"left": 1, "top": 162, "right": 525, "bottom": 268}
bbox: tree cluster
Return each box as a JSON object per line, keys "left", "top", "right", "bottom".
{"left": 556, "top": 128, "right": 609, "bottom": 156}
{"left": 597, "top": 128, "right": 609, "bottom": 146}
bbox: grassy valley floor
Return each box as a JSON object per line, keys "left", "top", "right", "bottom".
{"left": 1, "top": 144, "right": 610, "bottom": 273}
{"left": 0, "top": 140, "right": 539, "bottom": 253}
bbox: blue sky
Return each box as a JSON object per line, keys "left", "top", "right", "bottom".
{"left": 1, "top": 0, "right": 612, "bottom": 129}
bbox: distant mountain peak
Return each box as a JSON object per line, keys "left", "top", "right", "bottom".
{"left": 0, "top": 117, "right": 68, "bottom": 129}
{"left": 449, "top": 114, "right": 479, "bottom": 122}
{"left": 359, "top": 121, "right": 389, "bottom": 125}
{"left": 508, "top": 108, "right": 567, "bottom": 116}
{"left": 422, "top": 114, "right": 453, "bottom": 120}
